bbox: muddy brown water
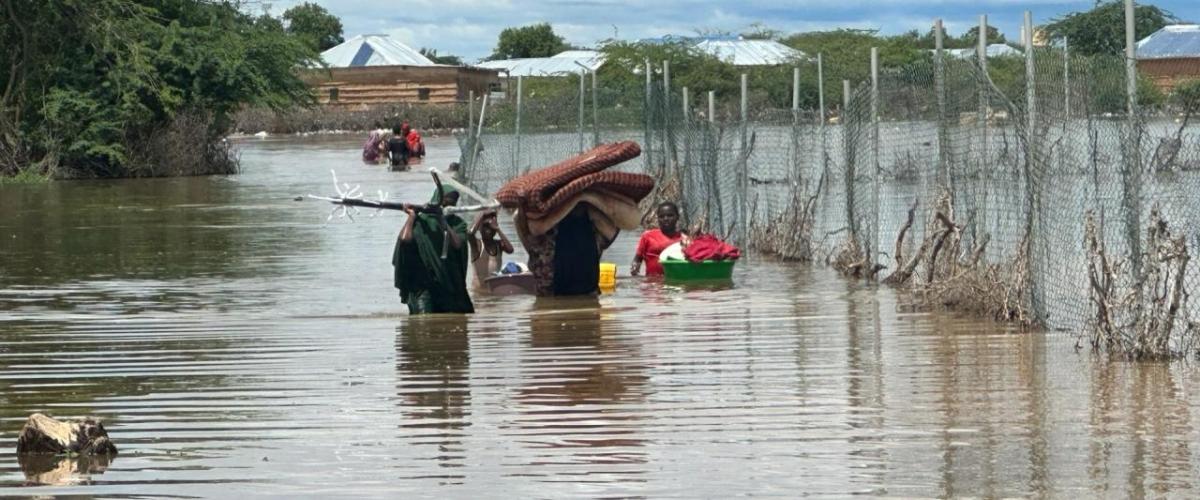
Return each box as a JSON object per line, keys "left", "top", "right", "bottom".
{"left": 2, "top": 135, "right": 1199, "bottom": 498}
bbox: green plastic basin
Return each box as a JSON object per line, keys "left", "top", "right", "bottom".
{"left": 661, "top": 259, "right": 736, "bottom": 281}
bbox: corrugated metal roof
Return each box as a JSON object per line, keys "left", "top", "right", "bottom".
{"left": 477, "top": 50, "right": 606, "bottom": 77}
{"left": 943, "top": 44, "right": 1022, "bottom": 59}
{"left": 320, "top": 34, "right": 436, "bottom": 67}
{"left": 692, "top": 39, "right": 806, "bottom": 66}
{"left": 639, "top": 34, "right": 740, "bottom": 44}
{"left": 1137, "top": 24, "right": 1200, "bottom": 60}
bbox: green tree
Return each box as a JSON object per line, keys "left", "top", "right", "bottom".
{"left": 419, "top": 48, "right": 464, "bottom": 66}
{"left": 961, "top": 25, "right": 1006, "bottom": 47}
{"left": 1173, "top": 79, "right": 1200, "bottom": 115}
{"left": 491, "top": 23, "right": 568, "bottom": 60}
{"left": 782, "top": 29, "right": 926, "bottom": 106}
{"left": 911, "top": 25, "right": 1003, "bottom": 50}
{"left": 741, "top": 23, "right": 782, "bottom": 41}
{"left": 282, "top": 2, "right": 344, "bottom": 52}
{"left": 0, "top": 0, "right": 316, "bottom": 178}
{"left": 1042, "top": 1, "right": 1175, "bottom": 56}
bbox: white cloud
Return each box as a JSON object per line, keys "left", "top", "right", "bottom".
{"left": 257, "top": 0, "right": 1132, "bottom": 61}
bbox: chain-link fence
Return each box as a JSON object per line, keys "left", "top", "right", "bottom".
{"left": 458, "top": 32, "right": 1200, "bottom": 357}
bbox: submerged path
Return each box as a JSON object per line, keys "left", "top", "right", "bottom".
{"left": 1, "top": 135, "right": 1198, "bottom": 497}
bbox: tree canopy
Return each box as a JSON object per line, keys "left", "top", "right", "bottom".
{"left": 1042, "top": 0, "right": 1175, "bottom": 56}
{"left": 282, "top": 2, "right": 345, "bottom": 52}
{"left": 491, "top": 23, "right": 568, "bottom": 60}
{"left": 419, "top": 48, "right": 464, "bottom": 66}
{"left": 0, "top": 0, "right": 318, "bottom": 177}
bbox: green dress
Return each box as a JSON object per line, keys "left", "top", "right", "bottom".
{"left": 392, "top": 190, "right": 474, "bottom": 314}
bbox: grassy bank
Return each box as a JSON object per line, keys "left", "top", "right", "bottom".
{"left": 0, "top": 169, "right": 51, "bottom": 185}
{"left": 232, "top": 103, "right": 471, "bottom": 135}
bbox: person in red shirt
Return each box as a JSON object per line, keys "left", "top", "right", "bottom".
{"left": 631, "top": 201, "right": 685, "bottom": 276}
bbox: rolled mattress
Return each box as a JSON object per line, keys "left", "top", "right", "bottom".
{"left": 495, "top": 141, "right": 654, "bottom": 216}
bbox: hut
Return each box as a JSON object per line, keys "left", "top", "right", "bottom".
{"left": 304, "top": 34, "right": 499, "bottom": 105}
{"left": 1137, "top": 25, "right": 1200, "bottom": 94}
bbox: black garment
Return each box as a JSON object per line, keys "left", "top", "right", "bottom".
{"left": 387, "top": 136, "right": 409, "bottom": 168}
{"left": 552, "top": 208, "right": 601, "bottom": 296}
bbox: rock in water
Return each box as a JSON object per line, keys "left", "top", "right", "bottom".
{"left": 16, "top": 413, "right": 117, "bottom": 455}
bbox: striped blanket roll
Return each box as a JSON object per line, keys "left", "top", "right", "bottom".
{"left": 496, "top": 141, "right": 647, "bottom": 214}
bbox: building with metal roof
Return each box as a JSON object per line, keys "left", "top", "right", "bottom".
{"left": 1136, "top": 25, "right": 1200, "bottom": 94}
{"left": 692, "top": 38, "right": 806, "bottom": 66}
{"left": 320, "top": 34, "right": 436, "bottom": 68}
{"left": 638, "top": 34, "right": 806, "bottom": 66}
{"left": 476, "top": 50, "right": 606, "bottom": 77}
{"left": 305, "top": 34, "right": 498, "bottom": 105}
{"left": 1137, "top": 24, "right": 1200, "bottom": 60}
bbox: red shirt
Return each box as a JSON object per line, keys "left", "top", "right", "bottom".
{"left": 635, "top": 228, "right": 683, "bottom": 275}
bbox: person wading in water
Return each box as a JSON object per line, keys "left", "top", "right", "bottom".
{"left": 631, "top": 201, "right": 685, "bottom": 276}
{"left": 387, "top": 125, "right": 410, "bottom": 171}
{"left": 393, "top": 187, "right": 473, "bottom": 314}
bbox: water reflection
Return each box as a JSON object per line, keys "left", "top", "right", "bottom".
{"left": 1088, "top": 361, "right": 1195, "bottom": 497}
{"left": 18, "top": 453, "right": 112, "bottom": 487}
{"left": 395, "top": 315, "right": 471, "bottom": 479}
{"left": 513, "top": 297, "right": 648, "bottom": 473}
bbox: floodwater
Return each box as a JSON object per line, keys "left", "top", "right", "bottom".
{"left": 2, "top": 134, "right": 1200, "bottom": 498}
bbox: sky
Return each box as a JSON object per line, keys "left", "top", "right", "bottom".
{"left": 260, "top": 0, "right": 1198, "bottom": 61}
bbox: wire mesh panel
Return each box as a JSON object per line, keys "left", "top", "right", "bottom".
{"left": 456, "top": 47, "right": 1200, "bottom": 356}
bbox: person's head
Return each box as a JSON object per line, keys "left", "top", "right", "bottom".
{"left": 476, "top": 210, "right": 498, "bottom": 239}
{"left": 392, "top": 126, "right": 402, "bottom": 135}
{"left": 430, "top": 185, "right": 460, "bottom": 208}
{"left": 656, "top": 201, "right": 680, "bottom": 233}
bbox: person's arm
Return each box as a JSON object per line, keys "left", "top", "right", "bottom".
{"left": 399, "top": 207, "right": 417, "bottom": 242}
{"left": 630, "top": 233, "right": 647, "bottom": 276}
{"left": 490, "top": 219, "right": 515, "bottom": 254}
{"left": 468, "top": 233, "right": 482, "bottom": 263}
{"left": 438, "top": 211, "right": 464, "bottom": 250}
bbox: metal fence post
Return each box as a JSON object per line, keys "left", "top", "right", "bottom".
{"left": 739, "top": 73, "right": 748, "bottom": 244}
{"left": 578, "top": 70, "right": 586, "bottom": 153}
{"left": 591, "top": 70, "right": 599, "bottom": 146}
{"left": 664, "top": 60, "right": 675, "bottom": 169}
{"left": 818, "top": 53, "right": 826, "bottom": 170}
{"left": 792, "top": 66, "right": 801, "bottom": 190}
{"left": 644, "top": 58, "right": 653, "bottom": 171}
{"left": 978, "top": 15, "right": 990, "bottom": 250}
{"left": 682, "top": 86, "right": 690, "bottom": 118}
{"left": 843, "top": 79, "right": 856, "bottom": 241}
{"left": 935, "top": 19, "right": 948, "bottom": 184}
{"left": 469, "top": 94, "right": 489, "bottom": 178}
{"left": 979, "top": 15, "right": 989, "bottom": 172}
{"left": 870, "top": 47, "right": 880, "bottom": 269}
{"left": 792, "top": 67, "right": 801, "bottom": 114}
{"left": 467, "top": 90, "right": 475, "bottom": 137}
{"left": 708, "top": 90, "right": 715, "bottom": 124}
{"left": 515, "top": 75, "right": 523, "bottom": 173}
{"left": 682, "top": 85, "right": 691, "bottom": 221}
{"left": 1063, "top": 36, "right": 1070, "bottom": 119}
{"left": 1023, "top": 10, "right": 1044, "bottom": 318}
{"left": 1124, "top": 0, "right": 1143, "bottom": 277}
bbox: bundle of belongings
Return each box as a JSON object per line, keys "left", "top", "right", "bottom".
{"left": 660, "top": 234, "right": 742, "bottom": 264}
{"left": 496, "top": 141, "right": 655, "bottom": 295}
